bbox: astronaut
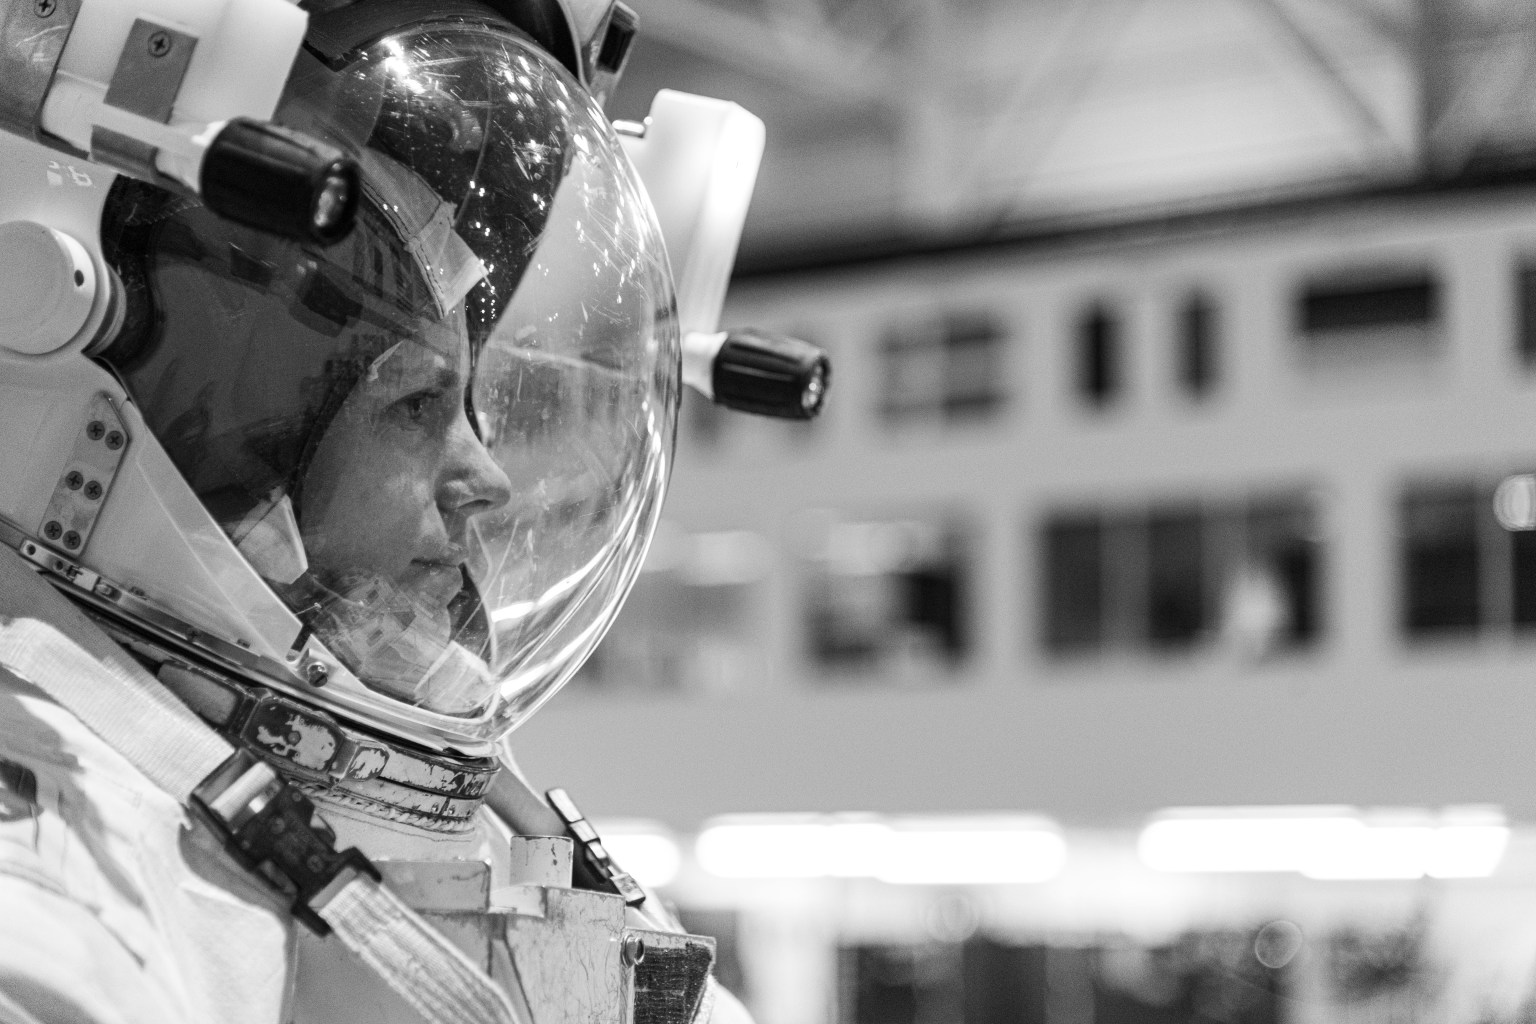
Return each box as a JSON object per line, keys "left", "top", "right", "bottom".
{"left": 0, "top": 0, "right": 793, "bottom": 1021}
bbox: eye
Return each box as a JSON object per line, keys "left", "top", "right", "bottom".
{"left": 394, "top": 389, "right": 443, "bottom": 424}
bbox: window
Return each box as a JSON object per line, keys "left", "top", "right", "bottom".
{"left": 804, "top": 514, "right": 970, "bottom": 678}
{"left": 1041, "top": 495, "right": 1321, "bottom": 658}
{"left": 1147, "top": 509, "right": 1206, "bottom": 646}
{"left": 578, "top": 526, "right": 770, "bottom": 693}
{"left": 1401, "top": 485, "right": 1480, "bottom": 635}
{"left": 843, "top": 933, "right": 1286, "bottom": 1024}
{"left": 1178, "top": 291, "right": 1219, "bottom": 398}
{"left": 879, "top": 312, "right": 1008, "bottom": 423}
{"left": 1076, "top": 303, "right": 1121, "bottom": 406}
{"left": 1044, "top": 517, "right": 1104, "bottom": 652}
{"left": 1516, "top": 260, "right": 1536, "bottom": 367}
{"left": 1301, "top": 275, "right": 1437, "bottom": 333}
{"left": 1400, "top": 477, "right": 1536, "bottom": 638}
{"left": 1295, "top": 267, "right": 1440, "bottom": 369}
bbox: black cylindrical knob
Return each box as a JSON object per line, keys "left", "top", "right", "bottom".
{"left": 200, "top": 118, "right": 359, "bottom": 245}
{"left": 712, "top": 329, "right": 831, "bottom": 420}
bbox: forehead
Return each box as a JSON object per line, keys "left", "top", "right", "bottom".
{"left": 367, "top": 309, "right": 472, "bottom": 382}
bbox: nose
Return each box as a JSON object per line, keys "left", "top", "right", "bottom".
{"left": 439, "top": 406, "right": 513, "bottom": 522}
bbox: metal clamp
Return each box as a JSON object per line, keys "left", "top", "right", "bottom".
{"left": 192, "top": 748, "right": 379, "bottom": 935}
{"left": 546, "top": 787, "right": 646, "bottom": 907}
{"left": 89, "top": 18, "right": 196, "bottom": 181}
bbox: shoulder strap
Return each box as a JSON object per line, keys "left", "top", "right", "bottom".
{"left": 0, "top": 544, "right": 522, "bottom": 1024}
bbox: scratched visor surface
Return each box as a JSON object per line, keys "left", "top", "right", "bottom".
{"left": 102, "top": 22, "right": 679, "bottom": 744}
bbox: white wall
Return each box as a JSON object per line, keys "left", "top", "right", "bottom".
{"left": 511, "top": 184, "right": 1536, "bottom": 832}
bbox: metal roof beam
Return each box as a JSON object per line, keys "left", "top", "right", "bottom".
{"left": 1244, "top": 0, "right": 1413, "bottom": 167}
{"left": 635, "top": 0, "right": 901, "bottom": 107}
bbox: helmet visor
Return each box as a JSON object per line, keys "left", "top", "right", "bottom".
{"left": 104, "top": 20, "right": 679, "bottom": 744}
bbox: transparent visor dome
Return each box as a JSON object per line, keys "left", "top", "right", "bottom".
{"left": 100, "top": 20, "right": 679, "bottom": 744}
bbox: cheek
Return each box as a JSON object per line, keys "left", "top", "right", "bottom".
{"left": 301, "top": 423, "right": 438, "bottom": 573}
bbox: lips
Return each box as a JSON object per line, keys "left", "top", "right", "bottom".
{"left": 408, "top": 559, "right": 467, "bottom": 607}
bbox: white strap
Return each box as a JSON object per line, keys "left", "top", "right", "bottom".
{"left": 0, "top": 545, "right": 522, "bottom": 1024}
{"left": 325, "top": 876, "right": 525, "bottom": 1024}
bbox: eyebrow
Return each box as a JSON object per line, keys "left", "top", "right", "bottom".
{"left": 373, "top": 346, "right": 464, "bottom": 393}
{"left": 421, "top": 365, "right": 462, "bottom": 392}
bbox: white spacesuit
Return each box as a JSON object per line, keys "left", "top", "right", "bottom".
{"left": 0, "top": 0, "right": 790, "bottom": 1020}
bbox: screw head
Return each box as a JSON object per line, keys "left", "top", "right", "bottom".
{"left": 64, "top": 471, "right": 83, "bottom": 490}
{"left": 33, "top": 0, "right": 55, "bottom": 18}
{"left": 147, "top": 30, "right": 171, "bottom": 57}
{"left": 104, "top": 430, "right": 124, "bottom": 450}
{"left": 304, "top": 661, "right": 330, "bottom": 687}
{"left": 84, "top": 481, "right": 103, "bottom": 501}
{"left": 85, "top": 421, "right": 105, "bottom": 440}
{"left": 42, "top": 521, "right": 62, "bottom": 540}
{"left": 269, "top": 817, "right": 287, "bottom": 835}
{"left": 62, "top": 531, "right": 81, "bottom": 550}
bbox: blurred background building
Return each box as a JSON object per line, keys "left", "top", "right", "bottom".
{"left": 512, "top": 1, "right": 1536, "bottom": 1022}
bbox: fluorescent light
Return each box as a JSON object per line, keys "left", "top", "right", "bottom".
{"left": 1300, "top": 825, "right": 1433, "bottom": 880}
{"left": 591, "top": 820, "right": 681, "bottom": 888}
{"left": 696, "top": 817, "right": 843, "bottom": 879}
{"left": 1426, "top": 825, "right": 1509, "bottom": 879}
{"left": 877, "top": 825, "right": 1066, "bottom": 885}
{"left": 695, "top": 814, "right": 1065, "bottom": 884}
{"left": 1139, "top": 810, "right": 1359, "bottom": 874}
{"left": 1139, "top": 807, "right": 1509, "bottom": 880}
{"left": 823, "top": 821, "right": 894, "bottom": 878}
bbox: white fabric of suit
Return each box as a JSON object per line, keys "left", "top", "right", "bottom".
{"left": 0, "top": 554, "right": 293, "bottom": 1024}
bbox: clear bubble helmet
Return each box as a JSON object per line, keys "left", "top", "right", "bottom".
{"left": 96, "top": 12, "right": 680, "bottom": 750}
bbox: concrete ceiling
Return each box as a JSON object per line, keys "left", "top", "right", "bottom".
{"left": 607, "top": 0, "right": 1536, "bottom": 262}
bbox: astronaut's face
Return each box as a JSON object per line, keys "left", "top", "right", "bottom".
{"left": 299, "top": 318, "right": 512, "bottom": 626}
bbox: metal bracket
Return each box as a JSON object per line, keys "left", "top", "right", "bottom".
{"left": 89, "top": 18, "right": 196, "bottom": 179}
{"left": 38, "top": 392, "right": 127, "bottom": 557}
{"left": 547, "top": 787, "right": 647, "bottom": 907}
{"left": 584, "top": 1, "right": 637, "bottom": 106}
{"left": 0, "top": 0, "right": 83, "bottom": 147}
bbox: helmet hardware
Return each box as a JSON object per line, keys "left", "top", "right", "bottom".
{"left": 39, "top": 392, "right": 128, "bottom": 556}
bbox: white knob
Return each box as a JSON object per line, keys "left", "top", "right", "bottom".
{"left": 0, "top": 221, "right": 98, "bottom": 356}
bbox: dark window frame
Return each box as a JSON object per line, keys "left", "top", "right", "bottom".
{"left": 804, "top": 515, "right": 974, "bottom": 677}
{"left": 1399, "top": 474, "right": 1536, "bottom": 641}
{"left": 1075, "top": 302, "right": 1121, "bottom": 407}
{"left": 1040, "top": 494, "right": 1323, "bottom": 660}
{"left": 1515, "top": 258, "right": 1536, "bottom": 368}
{"left": 1299, "top": 274, "right": 1439, "bottom": 335}
{"left": 1178, "top": 290, "right": 1219, "bottom": 399}
{"left": 877, "top": 311, "right": 1010, "bottom": 425}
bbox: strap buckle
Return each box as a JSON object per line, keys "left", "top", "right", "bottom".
{"left": 192, "top": 748, "right": 380, "bottom": 935}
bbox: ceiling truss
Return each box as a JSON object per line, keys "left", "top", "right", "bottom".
{"left": 630, "top": 0, "right": 1536, "bottom": 239}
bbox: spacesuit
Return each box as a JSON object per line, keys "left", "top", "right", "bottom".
{"left": 0, "top": 0, "right": 782, "bottom": 1020}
